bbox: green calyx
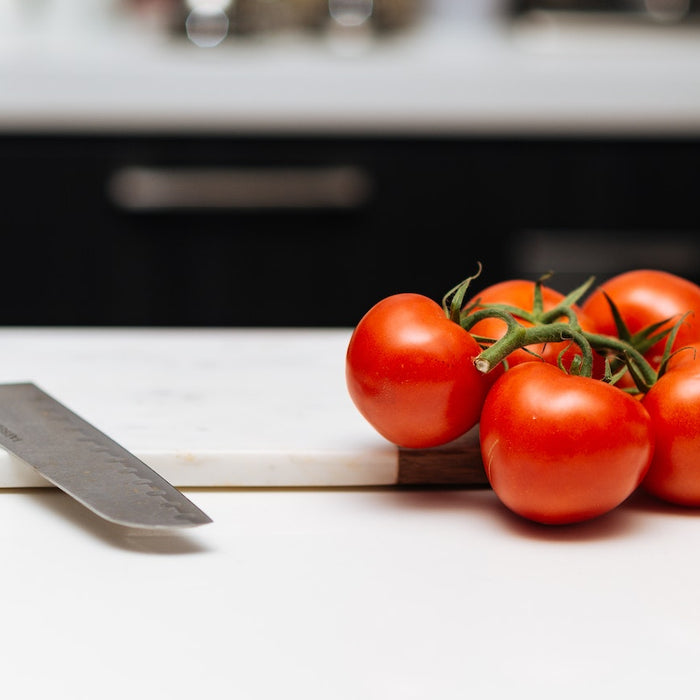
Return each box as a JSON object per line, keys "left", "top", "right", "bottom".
{"left": 442, "top": 268, "right": 668, "bottom": 391}
{"left": 442, "top": 263, "right": 484, "bottom": 325}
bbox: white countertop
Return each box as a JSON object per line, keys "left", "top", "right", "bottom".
{"left": 5, "top": 470, "right": 700, "bottom": 698}
{"left": 2, "top": 8, "right": 700, "bottom": 135}
{"left": 2, "top": 326, "right": 700, "bottom": 698}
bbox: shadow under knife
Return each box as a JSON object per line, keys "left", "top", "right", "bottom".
{"left": 20, "top": 487, "right": 213, "bottom": 555}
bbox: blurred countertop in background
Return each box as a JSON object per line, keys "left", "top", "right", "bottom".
{"left": 1, "top": 0, "right": 699, "bottom": 135}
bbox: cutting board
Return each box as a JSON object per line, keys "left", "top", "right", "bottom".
{"left": 0, "top": 328, "right": 487, "bottom": 488}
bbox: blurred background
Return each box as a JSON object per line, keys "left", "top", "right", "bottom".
{"left": 0, "top": 0, "right": 698, "bottom": 326}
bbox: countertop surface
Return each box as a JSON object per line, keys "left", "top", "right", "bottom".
{"left": 2, "top": 326, "right": 700, "bottom": 698}
{"left": 2, "top": 10, "right": 700, "bottom": 135}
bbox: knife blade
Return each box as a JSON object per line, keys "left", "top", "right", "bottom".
{"left": 0, "top": 382, "right": 212, "bottom": 529}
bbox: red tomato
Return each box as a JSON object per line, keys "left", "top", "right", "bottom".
{"left": 581, "top": 269, "right": 700, "bottom": 368}
{"left": 465, "top": 280, "right": 605, "bottom": 375}
{"left": 642, "top": 367, "right": 700, "bottom": 506}
{"left": 346, "top": 293, "right": 492, "bottom": 448}
{"left": 479, "top": 363, "right": 654, "bottom": 525}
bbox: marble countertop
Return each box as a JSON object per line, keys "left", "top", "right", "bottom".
{"left": 2, "top": 11, "right": 700, "bottom": 135}
{"left": 2, "top": 326, "right": 700, "bottom": 699}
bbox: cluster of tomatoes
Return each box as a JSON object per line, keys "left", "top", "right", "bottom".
{"left": 346, "top": 268, "right": 700, "bottom": 525}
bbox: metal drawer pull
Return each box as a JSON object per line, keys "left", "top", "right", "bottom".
{"left": 107, "top": 165, "right": 371, "bottom": 211}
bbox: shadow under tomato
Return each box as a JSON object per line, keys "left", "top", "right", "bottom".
{"left": 17, "top": 487, "right": 212, "bottom": 554}
{"left": 490, "top": 499, "right": 645, "bottom": 543}
{"left": 382, "top": 486, "right": 645, "bottom": 542}
{"left": 379, "top": 486, "right": 518, "bottom": 530}
{"left": 623, "top": 488, "right": 700, "bottom": 518}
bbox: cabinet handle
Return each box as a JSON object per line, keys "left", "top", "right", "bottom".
{"left": 107, "top": 165, "right": 371, "bottom": 211}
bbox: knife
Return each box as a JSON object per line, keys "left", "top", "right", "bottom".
{"left": 0, "top": 382, "right": 212, "bottom": 529}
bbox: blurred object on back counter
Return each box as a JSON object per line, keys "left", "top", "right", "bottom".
{"left": 123, "top": 0, "right": 426, "bottom": 43}
{"left": 511, "top": 0, "right": 700, "bottom": 23}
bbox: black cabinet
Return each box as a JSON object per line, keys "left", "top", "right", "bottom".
{"left": 1, "top": 133, "right": 698, "bottom": 326}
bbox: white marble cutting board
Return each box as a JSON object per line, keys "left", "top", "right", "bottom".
{"left": 0, "top": 327, "right": 404, "bottom": 488}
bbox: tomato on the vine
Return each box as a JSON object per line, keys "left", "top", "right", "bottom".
{"left": 346, "top": 293, "right": 493, "bottom": 449}
{"left": 582, "top": 269, "right": 700, "bottom": 368}
{"left": 479, "top": 362, "right": 654, "bottom": 525}
{"left": 641, "top": 366, "right": 700, "bottom": 506}
{"left": 465, "top": 279, "right": 606, "bottom": 375}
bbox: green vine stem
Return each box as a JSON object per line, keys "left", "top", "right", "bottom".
{"left": 584, "top": 332, "right": 659, "bottom": 389}
{"left": 443, "top": 268, "right": 663, "bottom": 389}
{"left": 472, "top": 320, "right": 595, "bottom": 377}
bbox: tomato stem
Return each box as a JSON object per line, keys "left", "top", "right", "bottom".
{"left": 474, "top": 322, "right": 595, "bottom": 377}
{"left": 457, "top": 271, "right": 661, "bottom": 389}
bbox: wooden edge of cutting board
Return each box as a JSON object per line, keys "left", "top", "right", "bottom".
{"left": 397, "top": 425, "right": 489, "bottom": 487}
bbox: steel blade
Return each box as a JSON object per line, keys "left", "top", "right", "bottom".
{"left": 0, "top": 383, "right": 212, "bottom": 529}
